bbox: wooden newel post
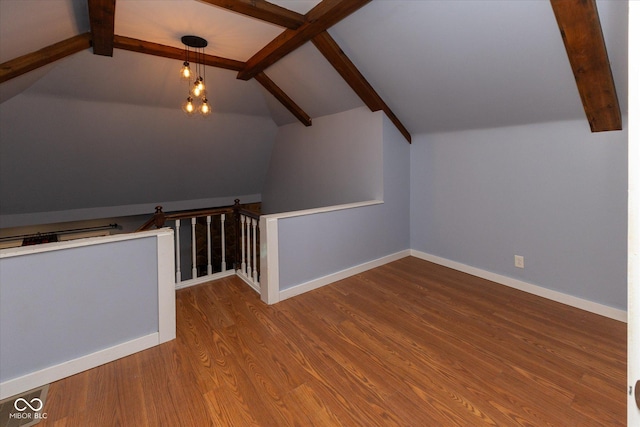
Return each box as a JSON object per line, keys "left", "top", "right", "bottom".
{"left": 153, "top": 206, "right": 166, "bottom": 228}
{"left": 233, "top": 199, "right": 241, "bottom": 270}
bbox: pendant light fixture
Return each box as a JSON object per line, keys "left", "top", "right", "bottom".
{"left": 180, "top": 35, "right": 211, "bottom": 116}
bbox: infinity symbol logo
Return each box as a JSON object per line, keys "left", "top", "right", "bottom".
{"left": 14, "top": 397, "right": 43, "bottom": 412}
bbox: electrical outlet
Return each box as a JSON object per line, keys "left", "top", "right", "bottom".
{"left": 514, "top": 255, "right": 524, "bottom": 268}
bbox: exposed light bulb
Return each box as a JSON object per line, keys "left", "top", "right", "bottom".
{"left": 182, "top": 96, "right": 195, "bottom": 115}
{"left": 192, "top": 81, "right": 200, "bottom": 97}
{"left": 180, "top": 36, "right": 212, "bottom": 117}
{"left": 201, "top": 98, "right": 211, "bottom": 116}
{"left": 180, "top": 62, "right": 191, "bottom": 80}
{"left": 192, "top": 77, "right": 205, "bottom": 97}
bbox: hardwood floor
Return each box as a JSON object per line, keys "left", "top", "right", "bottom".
{"left": 38, "top": 257, "right": 626, "bottom": 426}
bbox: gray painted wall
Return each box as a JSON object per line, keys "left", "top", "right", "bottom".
{"left": 0, "top": 236, "right": 158, "bottom": 382}
{"left": 1, "top": 90, "right": 627, "bottom": 314}
{"left": 274, "top": 110, "right": 410, "bottom": 289}
{"left": 0, "top": 91, "right": 276, "bottom": 224}
{"left": 261, "top": 107, "right": 383, "bottom": 214}
{"left": 410, "top": 119, "right": 628, "bottom": 310}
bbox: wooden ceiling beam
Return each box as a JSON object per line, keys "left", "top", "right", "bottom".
{"left": 113, "top": 36, "right": 309, "bottom": 125}
{"left": 0, "top": 32, "right": 310, "bottom": 126}
{"left": 0, "top": 33, "right": 92, "bottom": 84}
{"left": 88, "top": 0, "right": 116, "bottom": 56}
{"left": 312, "top": 31, "right": 411, "bottom": 143}
{"left": 313, "top": 32, "right": 383, "bottom": 111}
{"left": 255, "top": 72, "right": 312, "bottom": 126}
{"left": 197, "top": 0, "right": 305, "bottom": 30}
{"left": 113, "top": 35, "right": 245, "bottom": 71}
{"left": 550, "top": 0, "right": 621, "bottom": 132}
{"left": 237, "top": 0, "right": 371, "bottom": 81}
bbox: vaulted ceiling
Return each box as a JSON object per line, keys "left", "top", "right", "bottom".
{"left": 0, "top": 0, "right": 629, "bottom": 223}
{"left": 0, "top": 0, "right": 628, "bottom": 139}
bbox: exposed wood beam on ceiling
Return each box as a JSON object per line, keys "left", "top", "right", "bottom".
{"left": 550, "top": 0, "right": 622, "bottom": 132}
{"left": 312, "top": 31, "right": 411, "bottom": 143}
{"left": 254, "top": 72, "right": 312, "bottom": 126}
{"left": 237, "top": 0, "right": 371, "bottom": 81}
{"left": 113, "top": 36, "right": 308, "bottom": 125}
{"left": 198, "top": 0, "right": 305, "bottom": 30}
{"left": 0, "top": 33, "right": 92, "bottom": 84}
{"left": 113, "top": 35, "right": 245, "bottom": 71}
{"left": 88, "top": 0, "right": 116, "bottom": 56}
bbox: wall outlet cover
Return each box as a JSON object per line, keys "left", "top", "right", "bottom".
{"left": 515, "top": 255, "right": 525, "bottom": 268}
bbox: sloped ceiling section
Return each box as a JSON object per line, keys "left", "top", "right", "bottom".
{"left": 0, "top": 0, "right": 626, "bottom": 133}
{"left": 327, "top": 0, "right": 626, "bottom": 133}
{"left": 0, "top": 0, "right": 628, "bottom": 222}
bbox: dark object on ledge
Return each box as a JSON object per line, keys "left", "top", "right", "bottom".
{"left": 0, "top": 223, "right": 119, "bottom": 245}
{"left": 22, "top": 233, "right": 59, "bottom": 246}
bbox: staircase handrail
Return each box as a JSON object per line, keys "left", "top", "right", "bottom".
{"left": 137, "top": 202, "right": 243, "bottom": 232}
{"left": 136, "top": 200, "right": 261, "bottom": 292}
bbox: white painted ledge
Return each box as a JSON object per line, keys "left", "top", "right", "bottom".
{"left": 261, "top": 200, "right": 383, "bottom": 220}
{"left": 0, "top": 228, "right": 172, "bottom": 258}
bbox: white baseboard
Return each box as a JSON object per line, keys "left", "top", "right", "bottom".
{"left": 410, "top": 250, "right": 627, "bottom": 323}
{"left": 1, "top": 230, "right": 177, "bottom": 400}
{"left": 0, "top": 333, "right": 159, "bottom": 400}
{"left": 236, "top": 272, "right": 261, "bottom": 294}
{"left": 175, "top": 270, "right": 236, "bottom": 290}
{"left": 279, "top": 250, "right": 411, "bottom": 301}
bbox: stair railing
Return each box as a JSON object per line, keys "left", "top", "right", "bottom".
{"left": 137, "top": 200, "right": 260, "bottom": 291}
{"left": 236, "top": 207, "right": 260, "bottom": 291}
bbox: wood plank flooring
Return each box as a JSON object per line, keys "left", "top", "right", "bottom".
{"left": 38, "top": 257, "right": 626, "bottom": 426}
